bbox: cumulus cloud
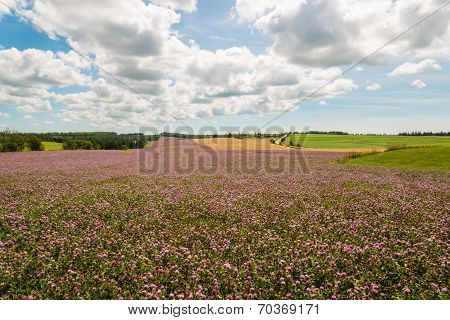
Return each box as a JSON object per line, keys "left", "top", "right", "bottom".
{"left": 0, "top": 112, "right": 10, "bottom": 117}
{"left": 366, "top": 82, "right": 382, "bottom": 91}
{"left": 16, "top": 100, "right": 52, "bottom": 112}
{"left": 0, "top": 0, "right": 17, "bottom": 16}
{"left": 319, "top": 100, "right": 327, "bottom": 106}
{"left": 54, "top": 78, "right": 166, "bottom": 127}
{"left": 0, "top": 48, "right": 88, "bottom": 88}
{"left": 57, "top": 51, "right": 92, "bottom": 71}
{"left": 232, "top": 0, "right": 279, "bottom": 23}
{"left": 152, "top": 0, "right": 197, "bottom": 12}
{"left": 233, "top": 0, "right": 450, "bottom": 67}
{"left": 17, "top": 0, "right": 188, "bottom": 106}
{"left": 388, "top": 59, "right": 442, "bottom": 77}
{"left": 22, "top": 114, "right": 33, "bottom": 120}
{"left": 53, "top": 46, "right": 357, "bottom": 127}
{"left": 0, "top": 48, "right": 89, "bottom": 113}
{"left": 0, "top": 0, "right": 392, "bottom": 129}
{"left": 20, "top": 0, "right": 180, "bottom": 58}
{"left": 411, "top": 79, "right": 427, "bottom": 89}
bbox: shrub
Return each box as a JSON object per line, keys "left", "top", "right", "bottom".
{"left": 80, "top": 140, "right": 94, "bottom": 150}
{"left": 335, "top": 151, "right": 379, "bottom": 164}
{"left": 63, "top": 139, "right": 95, "bottom": 150}
{"left": 28, "top": 136, "right": 44, "bottom": 151}
{"left": 0, "top": 131, "right": 26, "bottom": 152}
{"left": 63, "top": 140, "right": 76, "bottom": 150}
{"left": 385, "top": 144, "right": 436, "bottom": 152}
{"left": 385, "top": 144, "right": 407, "bottom": 152}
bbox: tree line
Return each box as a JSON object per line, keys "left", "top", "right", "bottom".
{"left": 0, "top": 131, "right": 156, "bottom": 152}
{"left": 291, "top": 131, "right": 349, "bottom": 135}
{"left": 159, "top": 132, "right": 285, "bottom": 139}
{"left": 58, "top": 133, "right": 153, "bottom": 150}
{"left": 0, "top": 130, "right": 44, "bottom": 152}
{"left": 398, "top": 131, "right": 450, "bottom": 136}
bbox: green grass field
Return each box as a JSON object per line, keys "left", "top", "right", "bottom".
{"left": 42, "top": 142, "right": 63, "bottom": 151}
{"left": 343, "top": 146, "right": 450, "bottom": 170}
{"left": 285, "top": 134, "right": 450, "bottom": 149}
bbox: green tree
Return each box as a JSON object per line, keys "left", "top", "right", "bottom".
{"left": 28, "top": 136, "right": 44, "bottom": 151}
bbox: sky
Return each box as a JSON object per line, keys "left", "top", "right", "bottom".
{"left": 0, "top": 0, "right": 449, "bottom": 134}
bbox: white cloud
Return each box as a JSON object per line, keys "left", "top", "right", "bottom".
{"left": 22, "top": 114, "right": 33, "bottom": 120}
{"left": 151, "top": 0, "right": 197, "bottom": 12}
{"left": 21, "top": 0, "right": 180, "bottom": 59}
{"left": 16, "top": 100, "right": 52, "bottom": 112}
{"left": 233, "top": 0, "right": 450, "bottom": 67}
{"left": 388, "top": 59, "right": 442, "bottom": 77}
{"left": 2, "top": 0, "right": 358, "bottom": 128}
{"left": 57, "top": 51, "right": 91, "bottom": 70}
{"left": 232, "top": 0, "right": 279, "bottom": 23}
{"left": 366, "top": 82, "right": 382, "bottom": 91}
{"left": 0, "top": 0, "right": 16, "bottom": 16}
{"left": 319, "top": 100, "right": 327, "bottom": 106}
{"left": 356, "top": 67, "right": 364, "bottom": 72}
{"left": 0, "top": 48, "right": 88, "bottom": 88}
{"left": 54, "top": 48, "right": 357, "bottom": 127}
{"left": 0, "top": 112, "right": 10, "bottom": 118}
{"left": 411, "top": 79, "right": 427, "bottom": 89}
{"left": 0, "top": 48, "right": 88, "bottom": 113}
{"left": 19, "top": 0, "right": 445, "bottom": 129}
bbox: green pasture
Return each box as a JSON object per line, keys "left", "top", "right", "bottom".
{"left": 343, "top": 146, "right": 450, "bottom": 170}
{"left": 285, "top": 134, "right": 450, "bottom": 149}
{"left": 42, "top": 142, "right": 63, "bottom": 151}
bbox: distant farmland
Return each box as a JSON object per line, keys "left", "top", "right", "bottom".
{"left": 283, "top": 134, "right": 450, "bottom": 150}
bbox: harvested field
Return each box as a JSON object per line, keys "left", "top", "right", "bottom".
{"left": 191, "top": 138, "right": 293, "bottom": 151}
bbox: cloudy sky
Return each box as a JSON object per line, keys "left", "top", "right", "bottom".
{"left": 0, "top": 0, "right": 449, "bottom": 134}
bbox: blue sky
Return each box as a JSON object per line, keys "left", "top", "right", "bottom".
{"left": 175, "top": 0, "right": 271, "bottom": 54}
{"left": 0, "top": 0, "right": 449, "bottom": 134}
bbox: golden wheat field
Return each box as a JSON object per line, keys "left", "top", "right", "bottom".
{"left": 191, "top": 138, "right": 294, "bottom": 151}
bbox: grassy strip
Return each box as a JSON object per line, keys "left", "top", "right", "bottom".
{"left": 335, "top": 145, "right": 439, "bottom": 164}
{"left": 336, "top": 146, "right": 449, "bottom": 170}
{"left": 385, "top": 144, "right": 437, "bottom": 151}
{"left": 42, "top": 142, "right": 64, "bottom": 151}
{"left": 334, "top": 151, "right": 379, "bottom": 164}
